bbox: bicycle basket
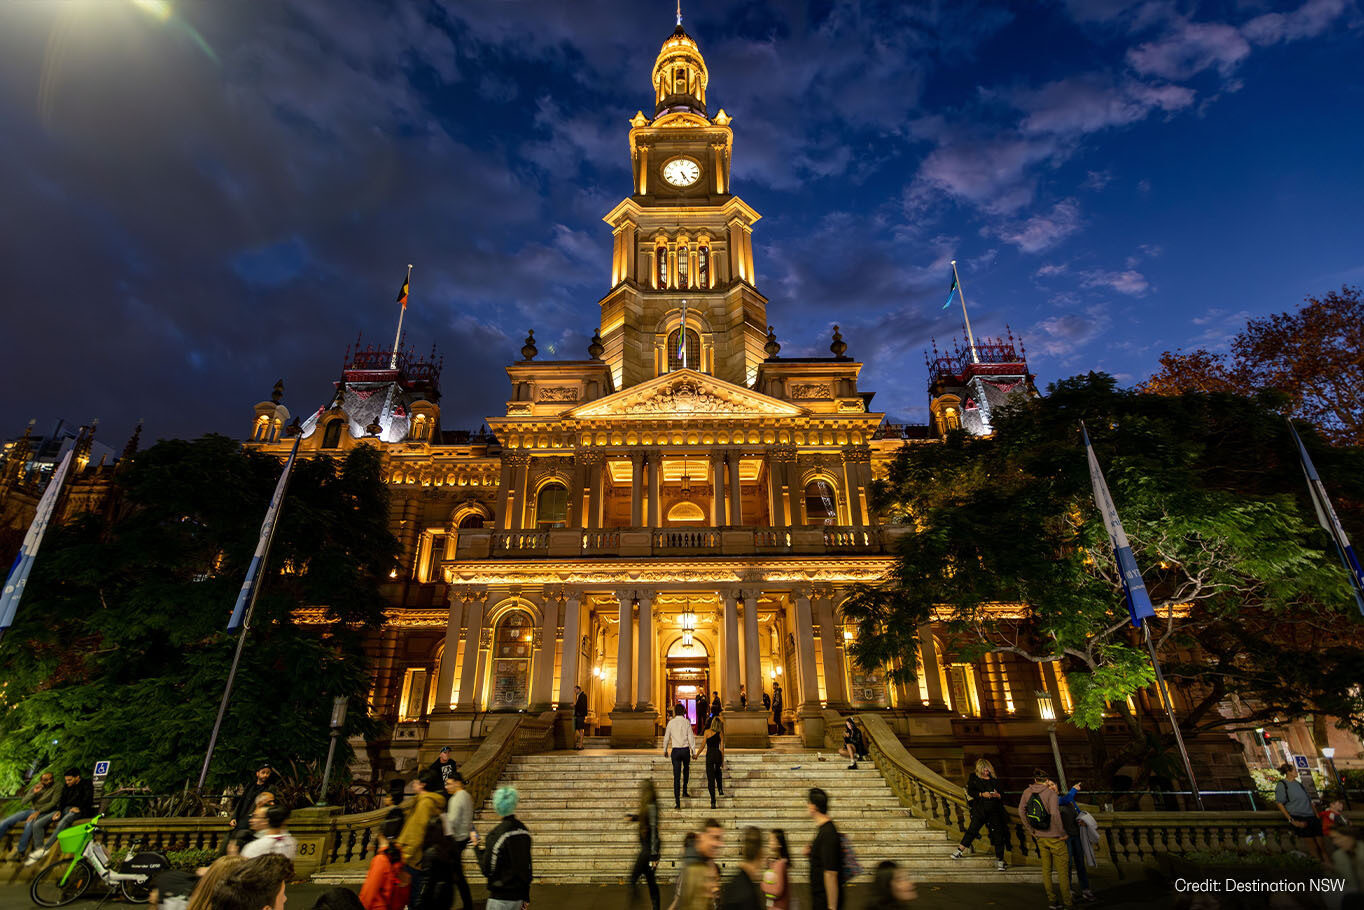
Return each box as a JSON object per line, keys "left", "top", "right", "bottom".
{"left": 56, "top": 821, "right": 95, "bottom": 853}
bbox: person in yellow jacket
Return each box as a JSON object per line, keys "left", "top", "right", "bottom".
{"left": 395, "top": 773, "right": 447, "bottom": 904}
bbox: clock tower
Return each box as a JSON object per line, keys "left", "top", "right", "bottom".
{"left": 599, "top": 20, "right": 767, "bottom": 391}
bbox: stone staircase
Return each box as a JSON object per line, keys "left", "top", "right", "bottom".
{"left": 463, "top": 742, "right": 1031, "bottom": 884}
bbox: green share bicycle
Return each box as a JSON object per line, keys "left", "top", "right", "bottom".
{"left": 29, "top": 815, "right": 170, "bottom": 907}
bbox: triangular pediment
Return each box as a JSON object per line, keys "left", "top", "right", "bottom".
{"left": 567, "top": 369, "right": 805, "bottom": 420}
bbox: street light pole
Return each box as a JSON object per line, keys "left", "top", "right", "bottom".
{"left": 1036, "top": 690, "right": 1067, "bottom": 789}
{"left": 1323, "top": 747, "right": 1349, "bottom": 809}
{"left": 317, "top": 696, "right": 349, "bottom": 807}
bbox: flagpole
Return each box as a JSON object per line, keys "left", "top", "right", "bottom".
{"left": 197, "top": 432, "right": 302, "bottom": 790}
{"left": 951, "top": 259, "right": 980, "bottom": 363}
{"left": 1142, "top": 619, "right": 1205, "bottom": 810}
{"left": 389, "top": 264, "right": 413, "bottom": 370}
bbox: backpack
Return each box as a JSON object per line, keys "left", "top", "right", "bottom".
{"left": 1025, "top": 792, "right": 1052, "bottom": 831}
{"left": 838, "top": 830, "right": 863, "bottom": 881}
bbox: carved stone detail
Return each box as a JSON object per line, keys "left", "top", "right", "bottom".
{"left": 479, "top": 628, "right": 493, "bottom": 648}
{"left": 537, "top": 386, "right": 580, "bottom": 403}
{"left": 790, "top": 383, "right": 833, "bottom": 400}
{"left": 623, "top": 382, "right": 765, "bottom": 416}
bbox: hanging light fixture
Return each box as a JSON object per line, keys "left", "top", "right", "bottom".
{"left": 680, "top": 456, "right": 692, "bottom": 496}
{"left": 681, "top": 599, "right": 696, "bottom": 649}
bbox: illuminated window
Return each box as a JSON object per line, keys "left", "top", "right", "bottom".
{"left": 458, "top": 513, "right": 486, "bottom": 529}
{"left": 657, "top": 246, "right": 668, "bottom": 288}
{"left": 321, "top": 420, "right": 343, "bottom": 449}
{"left": 667, "top": 328, "right": 701, "bottom": 372}
{"left": 678, "top": 245, "right": 689, "bottom": 289}
{"left": 1055, "top": 670, "right": 1074, "bottom": 714}
{"left": 666, "top": 501, "right": 705, "bottom": 523}
{"left": 425, "top": 533, "right": 446, "bottom": 582}
{"left": 949, "top": 664, "right": 981, "bottom": 717}
{"left": 984, "top": 653, "right": 1015, "bottom": 714}
{"left": 674, "top": 66, "right": 686, "bottom": 94}
{"left": 697, "top": 246, "right": 709, "bottom": 287}
{"left": 490, "top": 610, "right": 534, "bottom": 710}
{"left": 536, "top": 483, "right": 568, "bottom": 529}
{"left": 804, "top": 479, "right": 838, "bottom": 525}
{"left": 941, "top": 407, "right": 960, "bottom": 431}
{"left": 399, "top": 668, "right": 429, "bottom": 721}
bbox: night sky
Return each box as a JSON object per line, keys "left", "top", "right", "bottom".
{"left": 1, "top": 1, "right": 1360, "bottom": 446}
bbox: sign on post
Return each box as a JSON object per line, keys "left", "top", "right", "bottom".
{"left": 93, "top": 761, "right": 110, "bottom": 780}
{"left": 1294, "top": 755, "right": 1310, "bottom": 772}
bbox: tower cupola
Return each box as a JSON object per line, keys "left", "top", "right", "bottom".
{"left": 652, "top": 23, "right": 708, "bottom": 116}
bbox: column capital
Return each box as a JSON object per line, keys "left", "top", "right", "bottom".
{"left": 791, "top": 586, "right": 813, "bottom": 602}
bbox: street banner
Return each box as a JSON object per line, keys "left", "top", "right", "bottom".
{"left": 0, "top": 450, "right": 75, "bottom": 631}
{"left": 1289, "top": 421, "right": 1364, "bottom": 616}
{"left": 1082, "top": 425, "right": 1157, "bottom": 628}
{"left": 227, "top": 435, "right": 301, "bottom": 631}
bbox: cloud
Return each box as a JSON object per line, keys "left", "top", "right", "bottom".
{"left": 1081, "top": 268, "right": 1150, "bottom": 296}
{"left": 1035, "top": 263, "right": 1069, "bottom": 277}
{"left": 1243, "top": 0, "right": 1347, "bottom": 45}
{"left": 992, "top": 200, "right": 1083, "bottom": 253}
{"left": 1127, "top": 21, "right": 1251, "bottom": 79}
{"left": 1029, "top": 307, "right": 1111, "bottom": 358}
{"left": 1014, "top": 74, "right": 1194, "bottom": 135}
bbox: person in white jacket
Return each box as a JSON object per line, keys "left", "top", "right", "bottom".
{"left": 1327, "top": 825, "right": 1363, "bottom": 910}
{"left": 662, "top": 702, "right": 699, "bottom": 810}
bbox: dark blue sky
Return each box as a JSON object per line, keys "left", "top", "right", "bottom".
{"left": 1, "top": 0, "right": 1360, "bottom": 444}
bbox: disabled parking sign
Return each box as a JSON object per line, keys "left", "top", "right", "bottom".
{"left": 1293, "top": 755, "right": 1310, "bottom": 772}
{"left": 93, "top": 760, "right": 110, "bottom": 779}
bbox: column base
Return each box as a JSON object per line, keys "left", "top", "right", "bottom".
{"left": 426, "top": 708, "right": 485, "bottom": 745}
{"left": 609, "top": 709, "right": 659, "bottom": 748}
{"left": 724, "top": 709, "right": 771, "bottom": 748}
{"left": 795, "top": 704, "right": 827, "bottom": 748}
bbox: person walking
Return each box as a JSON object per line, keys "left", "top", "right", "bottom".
{"left": 669, "top": 819, "right": 724, "bottom": 910}
{"left": 474, "top": 786, "right": 532, "bottom": 910}
{"left": 705, "top": 707, "right": 726, "bottom": 809}
{"left": 839, "top": 717, "right": 864, "bottom": 770}
{"left": 1323, "top": 796, "right": 1351, "bottom": 838}
{"left": 863, "top": 860, "right": 918, "bottom": 908}
{"left": 1018, "top": 770, "right": 1071, "bottom": 910}
{"left": 1327, "top": 824, "right": 1364, "bottom": 910}
{"left": 231, "top": 763, "right": 278, "bottom": 842}
{"left": 663, "top": 702, "right": 699, "bottom": 810}
{"left": 772, "top": 685, "right": 784, "bottom": 735}
{"left": 760, "top": 829, "right": 790, "bottom": 910}
{"left": 396, "top": 774, "right": 446, "bottom": 903}
{"left": 1276, "top": 762, "right": 1329, "bottom": 863}
{"left": 358, "top": 837, "right": 410, "bottom": 910}
{"left": 719, "top": 826, "right": 765, "bottom": 909}
{"left": 27, "top": 767, "right": 94, "bottom": 864}
{"left": 381, "top": 780, "right": 405, "bottom": 841}
{"left": 1057, "top": 783, "right": 1097, "bottom": 902}
{"left": 1, "top": 772, "right": 57, "bottom": 861}
{"left": 413, "top": 817, "right": 453, "bottom": 910}
{"left": 951, "top": 759, "right": 1009, "bottom": 871}
{"left": 807, "top": 787, "right": 844, "bottom": 910}
{"left": 628, "top": 780, "right": 662, "bottom": 910}
{"left": 574, "top": 685, "right": 590, "bottom": 750}
{"left": 709, "top": 692, "right": 722, "bottom": 727}
{"left": 240, "top": 807, "right": 297, "bottom": 859}
{"left": 443, "top": 773, "right": 474, "bottom": 910}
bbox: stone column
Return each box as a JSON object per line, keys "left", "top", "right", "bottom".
{"left": 842, "top": 448, "right": 864, "bottom": 527}
{"left": 765, "top": 455, "right": 782, "bottom": 528}
{"left": 630, "top": 453, "right": 644, "bottom": 526}
{"left": 496, "top": 458, "right": 515, "bottom": 530}
{"left": 557, "top": 594, "right": 583, "bottom": 706}
{"left": 568, "top": 457, "right": 587, "bottom": 528}
{"left": 918, "top": 625, "right": 948, "bottom": 709}
{"left": 457, "top": 594, "right": 488, "bottom": 709}
{"left": 530, "top": 594, "right": 560, "bottom": 708}
{"left": 816, "top": 595, "right": 849, "bottom": 708}
{"left": 586, "top": 456, "right": 603, "bottom": 530}
{"left": 614, "top": 591, "right": 635, "bottom": 709}
{"left": 712, "top": 452, "right": 728, "bottom": 525}
{"left": 647, "top": 450, "right": 662, "bottom": 527}
{"left": 793, "top": 592, "right": 820, "bottom": 708}
{"left": 727, "top": 451, "right": 742, "bottom": 525}
{"left": 785, "top": 457, "right": 802, "bottom": 527}
{"left": 742, "top": 590, "right": 761, "bottom": 705}
{"left": 635, "top": 592, "right": 655, "bottom": 710}
{"left": 433, "top": 591, "right": 465, "bottom": 712}
{"left": 723, "top": 591, "right": 742, "bottom": 708}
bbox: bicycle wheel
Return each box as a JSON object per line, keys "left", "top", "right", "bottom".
{"left": 120, "top": 851, "right": 170, "bottom": 903}
{"left": 30, "top": 858, "right": 94, "bottom": 907}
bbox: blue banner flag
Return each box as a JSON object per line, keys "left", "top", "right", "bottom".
{"left": 1082, "top": 425, "right": 1157, "bottom": 628}
{"left": 1289, "top": 421, "right": 1364, "bottom": 616}
{"left": 942, "top": 275, "right": 958, "bottom": 310}
{"left": 227, "top": 435, "right": 301, "bottom": 631}
{"left": 0, "top": 451, "right": 75, "bottom": 631}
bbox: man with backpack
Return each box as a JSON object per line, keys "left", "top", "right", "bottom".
{"left": 806, "top": 787, "right": 848, "bottom": 910}
{"left": 1018, "top": 770, "right": 1071, "bottom": 910}
{"left": 1275, "top": 762, "right": 1328, "bottom": 863}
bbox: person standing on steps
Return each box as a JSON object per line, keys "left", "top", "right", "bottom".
{"left": 951, "top": 758, "right": 1010, "bottom": 871}
{"left": 695, "top": 690, "right": 708, "bottom": 735}
{"left": 760, "top": 829, "right": 790, "bottom": 910}
{"left": 710, "top": 692, "right": 722, "bottom": 728}
{"left": 627, "top": 779, "right": 662, "bottom": 910}
{"left": 474, "top": 786, "right": 532, "bottom": 910}
{"left": 663, "top": 702, "right": 699, "bottom": 809}
{"left": 839, "top": 717, "right": 864, "bottom": 770}
{"left": 761, "top": 691, "right": 771, "bottom": 729}
{"left": 738, "top": 685, "right": 747, "bottom": 709}
{"left": 705, "top": 706, "right": 725, "bottom": 809}
{"left": 574, "top": 685, "right": 590, "bottom": 750}
{"left": 772, "top": 685, "right": 784, "bottom": 735}
{"left": 1018, "top": 771, "right": 1071, "bottom": 910}
{"left": 443, "top": 772, "right": 474, "bottom": 910}
{"left": 426, "top": 746, "right": 458, "bottom": 788}
{"left": 806, "top": 787, "right": 844, "bottom": 910}
{"left": 719, "top": 826, "right": 765, "bottom": 909}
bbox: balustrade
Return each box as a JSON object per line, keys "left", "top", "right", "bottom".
{"left": 494, "top": 531, "right": 549, "bottom": 552}
{"left": 652, "top": 528, "right": 721, "bottom": 551}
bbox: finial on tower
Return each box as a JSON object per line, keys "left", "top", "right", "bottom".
{"left": 588, "top": 327, "right": 604, "bottom": 361}
{"left": 521, "top": 329, "right": 538, "bottom": 361}
{"left": 676, "top": 0, "right": 682, "bottom": 26}
{"left": 830, "top": 325, "right": 848, "bottom": 359}
{"left": 764, "top": 326, "right": 781, "bottom": 360}
{"left": 271, "top": 379, "right": 285, "bottom": 404}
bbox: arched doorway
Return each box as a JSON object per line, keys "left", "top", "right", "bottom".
{"left": 489, "top": 608, "right": 534, "bottom": 710}
{"left": 665, "top": 636, "right": 711, "bottom": 733}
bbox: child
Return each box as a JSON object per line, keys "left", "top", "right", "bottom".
{"left": 1322, "top": 797, "right": 1350, "bottom": 838}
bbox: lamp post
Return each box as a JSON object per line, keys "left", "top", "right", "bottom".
{"left": 1036, "top": 690, "right": 1067, "bottom": 790}
{"left": 317, "top": 696, "right": 349, "bottom": 807}
{"left": 1323, "top": 747, "right": 1350, "bottom": 809}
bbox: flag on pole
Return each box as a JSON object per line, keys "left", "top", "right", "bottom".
{"left": 942, "top": 274, "right": 959, "bottom": 310}
{"left": 396, "top": 273, "right": 410, "bottom": 310}
{"left": 227, "top": 435, "right": 301, "bottom": 632}
{"left": 1289, "top": 421, "right": 1364, "bottom": 616}
{"left": 0, "top": 450, "right": 74, "bottom": 632}
{"left": 1083, "top": 424, "right": 1157, "bottom": 628}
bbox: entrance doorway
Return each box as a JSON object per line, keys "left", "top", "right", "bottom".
{"left": 665, "top": 637, "right": 711, "bottom": 733}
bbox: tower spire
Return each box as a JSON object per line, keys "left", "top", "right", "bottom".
{"left": 676, "top": 0, "right": 682, "bottom": 26}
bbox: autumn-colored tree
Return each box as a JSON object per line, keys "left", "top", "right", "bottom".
{"left": 1141, "top": 286, "right": 1363, "bottom": 445}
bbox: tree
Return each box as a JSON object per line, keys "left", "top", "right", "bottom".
{"left": 1141, "top": 286, "right": 1364, "bottom": 445}
{"left": 0, "top": 436, "right": 399, "bottom": 797}
{"left": 845, "top": 373, "right": 1364, "bottom": 785}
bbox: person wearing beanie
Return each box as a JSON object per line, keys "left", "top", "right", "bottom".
{"left": 475, "top": 786, "right": 532, "bottom": 910}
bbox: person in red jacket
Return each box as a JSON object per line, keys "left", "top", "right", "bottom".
{"left": 359, "top": 837, "right": 411, "bottom": 910}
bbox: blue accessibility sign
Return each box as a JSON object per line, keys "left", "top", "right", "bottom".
{"left": 93, "top": 761, "right": 110, "bottom": 778}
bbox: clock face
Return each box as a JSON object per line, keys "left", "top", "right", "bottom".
{"left": 662, "top": 157, "right": 701, "bottom": 187}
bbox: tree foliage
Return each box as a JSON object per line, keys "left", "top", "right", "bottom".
{"left": 844, "top": 374, "right": 1364, "bottom": 781}
{"left": 1141, "top": 286, "right": 1364, "bottom": 445}
{"left": 0, "top": 436, "right": 399, "bottom": 796}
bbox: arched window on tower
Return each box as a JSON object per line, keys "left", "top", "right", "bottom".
{"left": 677, "top": 245, "right": 689, "bottom": 289}
{"left": 535, "top": 482, "right": 568, "bottom": 529}
{"left": 489, "top": 609, "right": 533, "bottom": 710}
{"left": 804, "top": 479, "right": 839, "bottom": 526}
{"left": 321, "top": 420, "right": 343, "bottom": 449}
{"left": 674, "top": 66, "right": 687, "bottom": 94}
{"left": 667, "top": 328, "right": 701, "bottom": 372}
{"left": 657, "top": 246, "right": 668, "bottom": 289}
{"left": 697, "top": 245, "right": 709, "bottom": 288}
{"left": 458, "top": 512, "right": 486, "bottom": 529}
